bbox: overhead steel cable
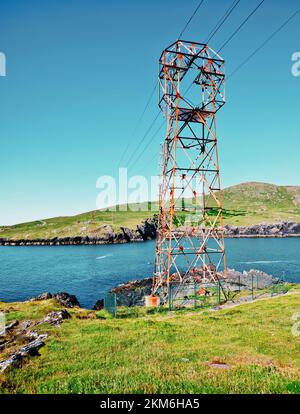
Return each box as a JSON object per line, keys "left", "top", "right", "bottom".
{"left": 123, "top": 1, "right": 264, "bottom": 173}
{"left": 228, "top": 8, "right": 300, "bottom": 79}
{"left": 178, "top": 0, "right": 206, "bottom": 39}
{"left": 182, "top": 0, "right": 266, "bottom": 97}
{"left": 128, "top": 120, "right": 165, "bottom": 174}
{"left": 206, "top": 0, "right": 241, "bottom": 44}
{"left": 123, "top": 0, "right": 207, "bottom": 171}
{"left": 125, "top": 110, "right": 161, "bottom": 169}
{"left": 217, "top": 0, "right": 265, "bottom": 53}
{"left": 117, "top": 81, "right": 158, "bottom": 168}
{"left": 127, "top": 0, "right": 241, "bottom": 173}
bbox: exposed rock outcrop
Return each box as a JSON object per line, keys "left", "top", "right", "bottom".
{"left": 0, "top": 353, "right": 23, "bottom": 372}
{"left": 120, "top": 227, "right": 134, "bottom": 242}
{"left": 32, "top": 292, "right": 53, "bottom": 301}
{"left": 18, "top": 338, "right": 46, "bottom": 357}
{"left": 93, "top": 299, "right": 104, "bottom": 311}
{"left": 0, "top": 309, "right": 71, "bottom": 372}
{"left": 93, "top": 279, "right": 154, "bottom": 309}
{"left": 224, "top": 221, "right": 300, "bottom": 237}
{"left": 3, "top": 320, "right": 19, "bottom": 332}
{"left": 137, "top": 216, "right": 158, "bottom": 241}
{"left": 52, "top": 293, "right": 80, "bottom": 308}
{"left": 42, "top": 310, "right": 71, "bottom": 326}
{"left": 110, "top": 278, "right": 153, "bottom": 307}
{"left": 30, "top": 292, "right": 80, "bottom": 308}
{"left": 223, "top": 268, "right": 274, "bottom": 291}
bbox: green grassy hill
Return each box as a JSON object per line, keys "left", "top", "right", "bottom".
{"left": 222, "top": 182, "right": 300, "bottom": 226}
{"left": 1, "top": 182, "right": 300, "bottom": 240}
{"left": 1, "top": 289, "right": 300, "bottom": 394}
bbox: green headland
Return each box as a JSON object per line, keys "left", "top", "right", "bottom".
{"left": 1, "top": 182, "right": 300, "bottom": 241}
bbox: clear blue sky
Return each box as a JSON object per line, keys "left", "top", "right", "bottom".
{"left": 0, "top": 0, "right": 299, "bottom": 225}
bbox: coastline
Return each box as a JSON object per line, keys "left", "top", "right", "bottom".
{"left": 1, "top": 221, "right": 300, "bottom": 246}
{"left": 1, "top": 232, "right": 300, "bottom": 246}
{"left": 1, "top": 269, "right": 297, "bottom": 310}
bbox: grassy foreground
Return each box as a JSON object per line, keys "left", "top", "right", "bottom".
{"left": 1, "top": 289, "right": 300, "bottom": 394}
{"left": 1, "top": 182, "right": 300, "bottom": 240}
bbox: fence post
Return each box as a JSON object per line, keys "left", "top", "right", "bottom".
{"left": 168, "top": 283, "right": 172, "bottom": 311}
{"left": 194, "top": 282, "right": 197, "bottom": 309}
{"left": 104, "top": 292, "right": 117, "bottom": 317}
{"left": 217, "top": 281, "right": 221, "bottom": 305}
{"left": 251, "top": 274, "right": 254, "bottom": 300}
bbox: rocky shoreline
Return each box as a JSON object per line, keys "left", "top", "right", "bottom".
{"left": 0, "top": 269, "right": 293, "bottom": 373}
{"left": 93, "top": 268, "right": 281, "bottom": 309}
{"left": 224, "top": 221, "right": 300, "bottom": 238}
{"left": 0, "top": 220, "right": 300, "bottom": 246}
{"left": 0, "top": 268, "right": 283, "bottom": 313}
{"left": 0, "top": 272, "right": 289, "bottom": 374}
{"left": 0, "top": 218, "right": 158, "bottom": 246}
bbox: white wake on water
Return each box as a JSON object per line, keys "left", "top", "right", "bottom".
{"left": 239, "top": 260, "right": 287, "bottom": 264}
{"left": 96, "top": 254, "right": 113, "bottom": 260}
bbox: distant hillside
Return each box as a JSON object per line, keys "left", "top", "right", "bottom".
{"left": 221, "top": 182, "right": 300, "bottom": 226}
{"left": 1, "top": 182, "right": 300, "bottom": 241}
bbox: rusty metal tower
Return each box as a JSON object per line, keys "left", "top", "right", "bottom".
{"left": 153, "top": 40, "right": 226, "bottom": 302}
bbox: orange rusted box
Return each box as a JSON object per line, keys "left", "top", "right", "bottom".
{"left": 145, "top": 295, "right": 160, "bottom": 308}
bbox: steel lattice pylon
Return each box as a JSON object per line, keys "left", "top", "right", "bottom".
{"left": 153, "top": 40, "right": 227, "bottom": 302}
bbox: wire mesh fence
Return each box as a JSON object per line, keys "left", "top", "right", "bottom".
{"left": 104, "top": 292, "right": 117, "bottom": 317}
{"left": 168, "top": 281, "right": 225, "bottom": 311}
{"left": 102, "top": 272, "right": 290, "bottom": 315}
{"left": 223, "top": 271, "right": 289, "bottom": 301}
{"left": 167, "top": 272, "right": 290, "bottom": 310}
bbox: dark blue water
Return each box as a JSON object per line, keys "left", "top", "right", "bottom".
{"left": 0, "top": 238, "right": 299, "bottom": 308}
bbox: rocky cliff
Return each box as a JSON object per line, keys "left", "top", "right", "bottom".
{"left": 224, "top": 221, "right": 300, "bottom": 237}
{"left": 1, "top": 219, "right": 299, "bottom": 246}
{"left": 0, "top": 217, "right": 158, "bottom": 246}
